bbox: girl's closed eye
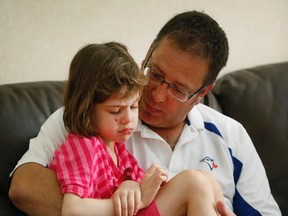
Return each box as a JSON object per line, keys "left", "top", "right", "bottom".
{"left": 131, "top": 103, "right": 139, "bottom": 109}
{"left": 108, "top": 108, "right": 121, "bottom": 114}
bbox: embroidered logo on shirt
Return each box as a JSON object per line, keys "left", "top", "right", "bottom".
{"left": 200, "top": 156, "right": 218, "bottom": 171}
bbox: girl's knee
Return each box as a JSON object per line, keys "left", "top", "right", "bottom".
{"left": 177, "top": 170, "right": 218, "bottom": 194}
{"left": 184, "top": 170, "right": 223, "bottom": 201}
{"left": 179, "top": 170, "right": 208, "bottom": 184}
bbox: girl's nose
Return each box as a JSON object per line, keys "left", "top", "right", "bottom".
{"left": 120, "top": 110, "right": 132, "bottom": 125}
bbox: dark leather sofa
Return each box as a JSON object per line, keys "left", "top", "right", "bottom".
{"left": 0, "top": 62, "right": 287, "bottom": 215}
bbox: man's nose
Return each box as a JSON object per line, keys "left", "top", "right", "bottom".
{"left": 152, "top": 82, "right": 168, "bottom": 103}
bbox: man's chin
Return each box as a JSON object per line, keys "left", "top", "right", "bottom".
{"left": 139, "top": 100, "right": 165, "bottom": 126}
{"left": 139, "top": 111, "right": 164, "bottom": 128}
{"left": 139, "top": 110, "right": 151, "bottom": 123}
{"left": 140, "top": 111, "right": 155, "bottom": 124}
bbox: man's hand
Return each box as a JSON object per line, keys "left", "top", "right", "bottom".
{"left": 112, "top": 180, "right": 141, "bottom": 216}
{"left": 216, "top": 200, "right": 236, "bottom": 216}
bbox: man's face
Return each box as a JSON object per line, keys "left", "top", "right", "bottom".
{"left": 139, "top": 38, "right": 210, "bottom": 129}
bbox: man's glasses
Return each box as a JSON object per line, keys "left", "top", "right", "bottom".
{"left": 143, "top": 53, "right": 205, "bottom": 102}
{"left": 143, "top": 66, "right": 204, "bottom": 102}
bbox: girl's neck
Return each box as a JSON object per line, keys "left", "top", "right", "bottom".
{"left": 100, "top": 136, "right": 118, "bottom": 165}
{"left": 106, "top": 143, "right": 117, "bottom": 165}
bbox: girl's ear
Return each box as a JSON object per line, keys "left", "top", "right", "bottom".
{"left": 194, "top": 82, "right": 216, "bottom": 105}
{"left": 140, "top": 43, "right": 155, "bottom": 68}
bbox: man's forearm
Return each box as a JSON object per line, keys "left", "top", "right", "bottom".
{"left": 9, "top": 163, "right": 63, "bottom": 216}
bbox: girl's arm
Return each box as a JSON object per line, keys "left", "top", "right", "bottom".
{"left": 63, "top": 181, "right": 142, "bottom": 216}
{"left": 62, "top": 193, "right": 115, "bottom": 216}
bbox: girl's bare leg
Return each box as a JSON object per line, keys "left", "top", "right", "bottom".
{"left": 154, "top": 170, "right": 223, "bottom": 216}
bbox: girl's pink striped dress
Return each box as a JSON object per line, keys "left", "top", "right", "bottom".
{"left": 50, "top": 133, "right": 159, "bottom": 215}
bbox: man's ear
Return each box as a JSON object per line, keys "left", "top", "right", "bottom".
{"left": 140, "top": 43, "right": 155, "bottom": 68}
{"left": 195, "top": 82, "right": 216, "bottom": 105}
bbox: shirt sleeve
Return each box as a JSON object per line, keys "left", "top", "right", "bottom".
{"left": 52, "top": 133, "right": 95, "bottom": 198}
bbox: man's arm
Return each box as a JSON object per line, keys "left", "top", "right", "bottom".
{"left": 9, "top": 163, "right": 63, "bottom": 216}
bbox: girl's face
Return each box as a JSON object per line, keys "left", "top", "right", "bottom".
{"left": 93, "top": 93, "right": 140, "bottom": 146}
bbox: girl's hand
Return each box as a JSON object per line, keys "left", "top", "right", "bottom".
{"left": 112, "top": 180, "right": 141, "bottom": 216}
{"left": 140, "top": 164, "right": 168, "bottom": 208}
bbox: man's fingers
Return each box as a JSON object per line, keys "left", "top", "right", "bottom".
{"left": 216, "top": 200, "right": 236, "bottom": 216}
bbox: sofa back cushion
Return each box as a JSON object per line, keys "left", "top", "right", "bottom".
{"left": 212, "top": 62, "right": 288, "bottom": 214}
{"left": 0, "top": 81, "right": 65, "bottom": 201}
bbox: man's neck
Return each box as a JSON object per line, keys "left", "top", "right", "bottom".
{"left": 147, "top": 121, "right": 186, "bottom": 150}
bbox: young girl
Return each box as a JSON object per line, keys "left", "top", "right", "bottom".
{"left": 50, "top": 42, "right": 223, "bottom": 216}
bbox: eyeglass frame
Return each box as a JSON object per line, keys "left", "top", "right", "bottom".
{"left": 143, "top": 49, "right": 206, "bottom": 102}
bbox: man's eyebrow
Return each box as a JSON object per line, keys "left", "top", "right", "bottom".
{"left": 150, "top": 63, "right": 194, "bottom": 91}
{"left": 150, "top": 63, "right": 165, "bottom": 75}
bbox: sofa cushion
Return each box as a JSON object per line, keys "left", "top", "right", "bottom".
{"left": 212, "top": 62, "right": 288, "bottom": 215}
{"left": 0, "top": 81, "right": 65, "bottom": 214}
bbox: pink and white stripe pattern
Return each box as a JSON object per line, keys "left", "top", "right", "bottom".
{"left": 50, "top": 133, "right": 144, "bottom": 198}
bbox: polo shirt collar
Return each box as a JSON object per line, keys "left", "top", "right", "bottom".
{"left": 135, "top": 104, "right": 205, "bottom": 142}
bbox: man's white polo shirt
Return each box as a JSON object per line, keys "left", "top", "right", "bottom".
{"left": 12, "top": 104, "right": 281, "bottom": 215}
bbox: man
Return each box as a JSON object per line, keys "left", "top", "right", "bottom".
{"left": 9, "top": 11, "right": 281, "bottom": 215}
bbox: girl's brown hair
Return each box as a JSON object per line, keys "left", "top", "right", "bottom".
{"left": 63, "top": 42, "right": 147, "bottom": 137}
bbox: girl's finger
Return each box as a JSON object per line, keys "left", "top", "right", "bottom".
{"left": 127, "top": 191, "right": 134, "bottom": 216}
{"left": 113, "top": 196, "right": 122, "bottom": 216}
{"left": 120, "top": 193, "right": 128, "bottom": 216}
{"left": 133, "top": 188, "right": 141, "bottom": 215}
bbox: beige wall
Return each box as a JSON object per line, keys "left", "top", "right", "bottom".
{"left": 1, "top": 0, "right": 288, "bottom": 84}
